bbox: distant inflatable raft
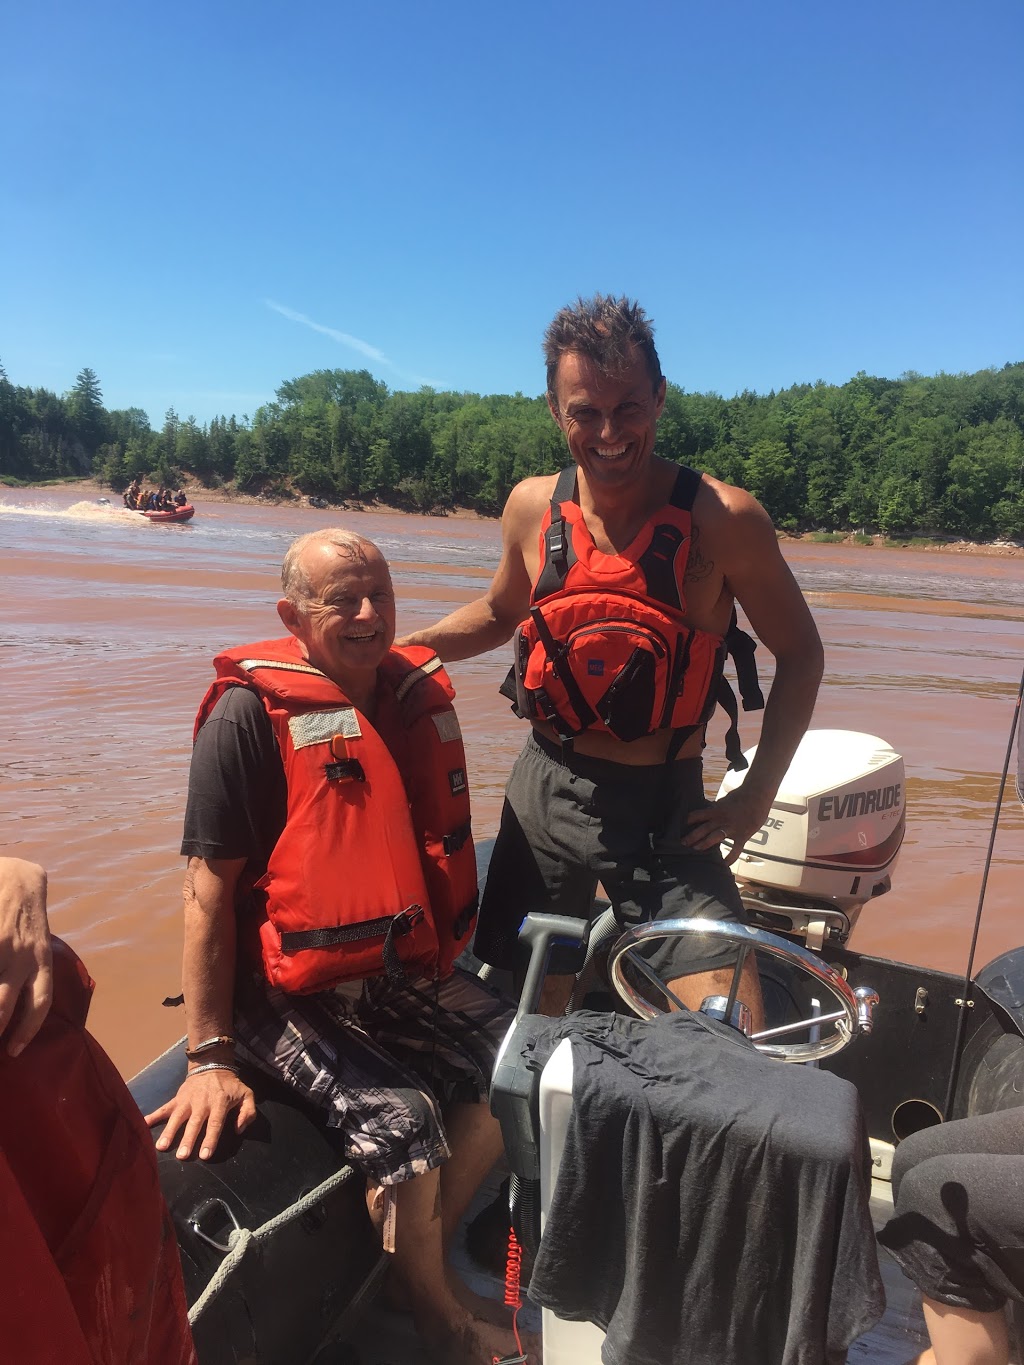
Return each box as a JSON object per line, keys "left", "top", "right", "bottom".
{"left": 140, "top": 504, "right": 195, "bottom": 523}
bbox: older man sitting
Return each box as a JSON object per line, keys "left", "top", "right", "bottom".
{"left": 146, "top": 529, "right": 523, "bottom": 1365}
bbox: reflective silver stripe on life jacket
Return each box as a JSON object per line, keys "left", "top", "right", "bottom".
{"left": 394, "top": 655, "right": 443, "bottom": 704}
{"left": 288, "top": 708, "right": 362, "bottom": 750}
{"left": 239, "top": 657, "right": 326, "bottom": 677}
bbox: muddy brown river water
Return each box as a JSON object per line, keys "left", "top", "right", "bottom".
{"left": 2, "top": 488, "right": 1021, "bottom": 1079}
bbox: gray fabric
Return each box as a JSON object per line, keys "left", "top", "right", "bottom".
{"left": 473, "top": 729, "right": 746, "bottom": 975}
{"left": 527, "top": 1010, "right": 884, "bottom": 1365}
{"left": 878, "top": 1107, "right": 1024, "bottom": 1311}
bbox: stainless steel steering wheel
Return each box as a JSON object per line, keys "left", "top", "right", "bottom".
{"left": 607, "top": 917, "right": 878, "bottom": 1064}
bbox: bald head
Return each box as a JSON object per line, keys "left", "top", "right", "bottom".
{"left": 281, "top": 529, "right": 383, "bottom": 613}
{"left": 277, "top": 528, "right": 396, "bottom": 689}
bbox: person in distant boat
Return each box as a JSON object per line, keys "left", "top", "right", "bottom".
{"left": 0, "top": 856, "right": 197, "bottom": 1364}
{"left": 124, "top": 479, "right": 142, "bottom": 511}
{"left": 145, "top": 529, "right": 530, "bottom": 1365}
{"left": 173, "top": 489, "right": 187, "bottom": 508}
{"left": 401, "top": 294, "right": 823, "bottom": 1019}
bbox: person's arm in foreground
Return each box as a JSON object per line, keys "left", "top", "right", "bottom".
{"left": 685, "top": 494, "right": 824, "bottom": 861}
{"left": 145, "top": 856, "right": 257, "bottom": 1160}
{"left": 0, "top": 857, "right": 53, "bottom": 1056}
{"left": 399, "top": 480, "right": 537, "bottom": 661}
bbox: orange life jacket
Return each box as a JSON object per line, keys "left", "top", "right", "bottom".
{"left": 506, "top": 465, "right": 764, "bottom": 767}
{"left": 0, "top": 940, "right": 196, "bottom": 1365}
{"left": 195, "top": 638, "right": 478, "bottom": 993}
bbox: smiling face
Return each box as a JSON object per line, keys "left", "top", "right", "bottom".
{"left": 277, "top": 538, "right": 395, "bottom": 694}
{"left": 547, "top": 346, "right": 666, "bottom": 492}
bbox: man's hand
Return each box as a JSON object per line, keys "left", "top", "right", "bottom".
{"left": 683, "top": 786, "right": 773, "bottom": 866}
{"left": 0, "top": 858, "right": 53, "bottom": 1055}
{"left": 146, "top": 1069, "right": 257, "bottom": 1161}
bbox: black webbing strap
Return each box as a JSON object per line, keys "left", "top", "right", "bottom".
{"left": 716, "top": 678, "right": 747, "bottom": 771}
{"left": 528, "top": 605, "right": 596, "bottom": 734}
{"left": 653, "top": 724, "right": 702, "bottom": 844}
{"left": 659, "top": 630, "right": 692, "bottom": 730}
{"left": 724, "top": 610, "right": 765, "bottom": 712}
{"left": 452, "top": 893, "right": 479, "bottom": 939}
{"left": 442, "top": 820, "right": 473, "bottom": 856}
{"left": 280, "top": 906, "right": 424, "bottom": 985}
{"left": 668, "top": 463, "right": 702, "bottom": 511}
{"left": 533, "top": 466, "right": 579, "bottom": 600}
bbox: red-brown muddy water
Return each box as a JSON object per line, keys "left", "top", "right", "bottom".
{"left": 3, "top": 489, "right": 1022, "bottom": 1079}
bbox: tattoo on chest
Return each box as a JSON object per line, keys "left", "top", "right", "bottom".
{"left": 685, "top": 526, "right": 715, "bottom": 584}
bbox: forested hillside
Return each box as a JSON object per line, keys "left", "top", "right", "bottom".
{"left": 2, "top": 360, "right": 1022, "bottom": 540}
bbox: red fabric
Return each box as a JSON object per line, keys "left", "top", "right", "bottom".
{"left": 0, "top": 940, "right": 196, "bottom": 1365}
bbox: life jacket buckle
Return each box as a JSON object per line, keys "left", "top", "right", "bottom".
{"left": 400, "top": 904, "right": 425, "bottom": 932}
{"left": 443, "top": 821, "right": 472, "bottom": 856}
{"left": 545, "top": 524, "right": 568, "bottom": 560}
{"left": 325, "top": 758, "right": 366, "bottom": 782}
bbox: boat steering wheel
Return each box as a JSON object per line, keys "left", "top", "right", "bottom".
{"left": 607, "top": 917, "right": 878, "bottom": 1064}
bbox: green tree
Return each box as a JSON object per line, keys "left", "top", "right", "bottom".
{"left": 66, "top": 367, "right": 107, "bottom": 465}
{"left": 743, "top": 439, "right": 799, "bottom": 525}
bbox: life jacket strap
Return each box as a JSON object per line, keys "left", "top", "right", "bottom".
{"left": 443, "top": 821, "right": 473, "bottom": 856}
{"left": 452, "top": 893, "right": 479, "bottom": 940}
{"left": 724, "top": 611, "right": 765, "bottom": 712}
{"left": 716, "top": 678, "right": 747, "bottom": 771}
{"left": 280, "top": 906, "right": 425, "bottom": 985}
{"left": 533, "top": 467, "right": 580, "bottom": 600}
{"left": 667, "top": 463, "right": 702, "bottom": 511}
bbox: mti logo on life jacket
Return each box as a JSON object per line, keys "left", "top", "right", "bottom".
{"left": 587, "top": 659, "right": 605, "bottom": 676}
{"left": 448, "top": 768, "right": 467, "bottom": 796}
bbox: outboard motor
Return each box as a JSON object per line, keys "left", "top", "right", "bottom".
{"left": 718, "top": 729, "right": 905, "bottom": 949}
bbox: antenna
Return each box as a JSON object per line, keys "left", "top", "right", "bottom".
{"left": 941, "top": 659, "right": 1024, "bottom": 1120}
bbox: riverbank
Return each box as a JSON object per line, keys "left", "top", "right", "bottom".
{"left": 7, "top": 476, "right": 1022, "bottom": 556}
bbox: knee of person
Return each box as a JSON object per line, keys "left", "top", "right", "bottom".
{"left": 892, "top": 1155, "right": 945, "bottom": 1218}
{"left": 891, "top": 1123, "right": 945, "bottom": 1198}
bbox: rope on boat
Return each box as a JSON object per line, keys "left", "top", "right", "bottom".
{"left": 187, "top": 1162, "right": 359, "bottom": 1327}
{"left": 942, "top": 658, "right": 1024, "bottom": 1119}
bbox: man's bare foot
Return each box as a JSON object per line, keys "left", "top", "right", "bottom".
{"left": 387, "top": 1262, "right": 520, "bottom": 1331}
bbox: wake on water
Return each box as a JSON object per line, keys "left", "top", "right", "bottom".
{"left": 0, "top": 499, "right": 142, "bottom": 524}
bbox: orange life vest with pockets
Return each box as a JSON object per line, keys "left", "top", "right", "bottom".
{"left": 195, "top": 638, "right": 478, "bottom": 993}
{"left": 507, "top": 465, "right": 763, "bottom": 766}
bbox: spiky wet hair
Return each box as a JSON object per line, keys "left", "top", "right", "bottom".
{"left": 543, "top": 295, "right": 663, "bottom": 399}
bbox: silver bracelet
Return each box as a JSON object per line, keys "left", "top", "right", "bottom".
{"left": 185, "top": 1061, "right": 240, "bottom": 1078}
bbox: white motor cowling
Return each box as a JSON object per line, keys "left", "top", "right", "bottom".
{"left": 717, "top": 730, "right": 905, "bottom": 946}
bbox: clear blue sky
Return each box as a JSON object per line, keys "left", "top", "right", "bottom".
{"left": 2, "top": 0, "right": 1021, "bottom": 427}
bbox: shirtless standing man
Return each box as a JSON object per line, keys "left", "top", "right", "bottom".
{"left": 402, "top": 295, "right": 824, "bottom": 1017}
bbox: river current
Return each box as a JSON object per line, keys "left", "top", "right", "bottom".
{"left": 2, "top": 488, "right": 1022, "bottom": 1078}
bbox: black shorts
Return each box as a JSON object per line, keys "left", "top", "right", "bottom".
{"left": 473, "top": 730, "right": 747, "bottom": 977}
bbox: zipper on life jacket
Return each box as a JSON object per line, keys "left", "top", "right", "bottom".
{"left": 562, "top": 617, "right": 670, "bottom": 659}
